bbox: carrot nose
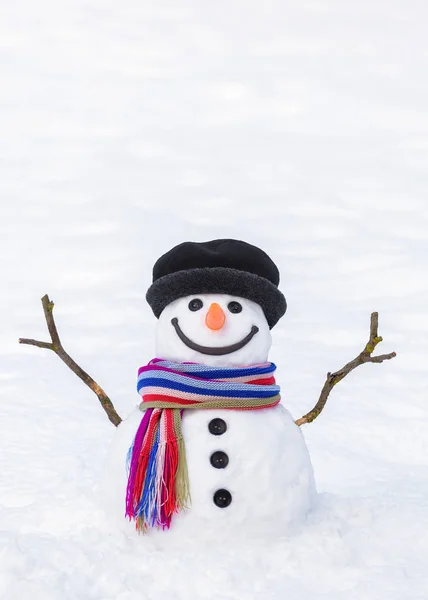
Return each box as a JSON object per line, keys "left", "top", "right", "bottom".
{"left": 205, "top": 303, "right": 226, "bottom": 330}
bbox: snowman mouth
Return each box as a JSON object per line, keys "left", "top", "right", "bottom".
{"left": 170, "top": 318, "right": 259, "bottom": 356}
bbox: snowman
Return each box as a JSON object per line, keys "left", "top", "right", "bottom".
{"left": 107, "top": 239, "right": 316, "bottom": 540}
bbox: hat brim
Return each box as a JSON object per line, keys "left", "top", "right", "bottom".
{"left": 146, "top": 267, "right": 287, "bottom": 329}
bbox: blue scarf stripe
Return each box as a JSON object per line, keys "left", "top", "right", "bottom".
{"left": 138, "top": 368, "right": 277, "bottom": 390}
{"left": 136, "top": 426, "right": 160, "bottom": 520}
{"left": 138, "top": 373, "right": 278, "bottom": 392}
{"left": 149, "top": 362, "right": 276, "bottom": 379}
{"left": 139, "top": 376, "right": 279, "bottom": 398}
{"left": 138, "top": 372, "right": 280, "bottom": 393}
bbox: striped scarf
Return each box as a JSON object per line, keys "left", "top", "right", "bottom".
{"left": 125, "top": 359, "right": 280, "bottom": 533}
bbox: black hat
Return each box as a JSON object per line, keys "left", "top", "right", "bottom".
{"left": 146, "top": 239, "right": 287, "bottom": 328}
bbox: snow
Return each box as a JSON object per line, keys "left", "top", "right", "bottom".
{"left": 1, "top": 0, "right": 428, "bottom": 598}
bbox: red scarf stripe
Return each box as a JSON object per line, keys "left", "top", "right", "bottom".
{"left": 248, "top": 376, "right": 276, "bottom": 385}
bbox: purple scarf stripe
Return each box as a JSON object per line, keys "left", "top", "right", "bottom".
{"left": 125, "top": 408, "right": 153, "bottom": 518}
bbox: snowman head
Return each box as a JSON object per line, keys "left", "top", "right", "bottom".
{"left": 155, "top": 293, "right": 272, "bottom": 366}
{"left": 146, "top": 239, "right": 287, "bottom": 367}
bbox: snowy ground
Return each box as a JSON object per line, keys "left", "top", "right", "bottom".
{"left": 1, "top": 1, "right": 428, "bottom": 598}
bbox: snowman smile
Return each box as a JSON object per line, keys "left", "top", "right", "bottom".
{"left": 170, "top": 317, "right": 259, "bottom": 356}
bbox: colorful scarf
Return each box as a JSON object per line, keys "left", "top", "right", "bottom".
{"left": 125, "top": 359, "right": 280, "bottom": 532}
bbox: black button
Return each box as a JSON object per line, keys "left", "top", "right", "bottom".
{"left": 210, "top": 451, "right": 229, "bottom": 469}
{"left": 208, "top": 418, "right": 227, "bottom": 436}
{"left": 213, "top": 489, "right": 232, "bottom": 508}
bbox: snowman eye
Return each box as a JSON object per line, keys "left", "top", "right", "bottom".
{"left": 188, "top": 298, "right": 203, "bottom": 312}
{"left": 228, "top": 301, "right": 242, "bottom": 314}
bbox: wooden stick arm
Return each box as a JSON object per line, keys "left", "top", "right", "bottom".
{"left": 295, "top": 312, "right": 396, "bottom": 426}
{"left": 19, "top": 294, "right": 122, "bottom": 427}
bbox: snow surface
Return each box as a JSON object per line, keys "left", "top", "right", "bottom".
{"left": 1, "top": 0, "right": 428, "bottom": 598}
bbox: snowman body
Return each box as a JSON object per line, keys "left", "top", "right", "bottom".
{"left": 107, "top": 293, "right": 316, "bottom": 539}
{"left": 178, "top": 404, "right": 315, "bottom": 538}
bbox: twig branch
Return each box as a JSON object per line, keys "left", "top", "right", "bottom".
{"left": 18, "top": 339, "right": 54, "bottom": 350}
{"left": 19, "top": 295, "right": 122, "bottom": 427}
{"left": 295, "top": 312, "right": 396, "bottom": 427}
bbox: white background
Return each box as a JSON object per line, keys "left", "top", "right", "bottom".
{"left": 1, "top": 1, "right": 427, "bottom": 598}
